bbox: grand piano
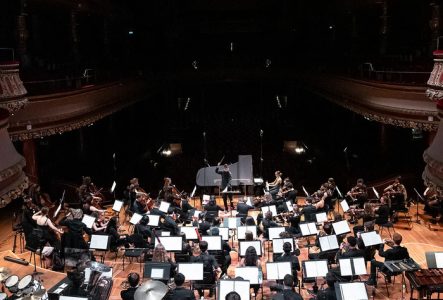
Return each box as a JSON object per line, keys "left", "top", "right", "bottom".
{"left": 196, "top": 155, "right": 253, "bottom": 188}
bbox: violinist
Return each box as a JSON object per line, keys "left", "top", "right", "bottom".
{"left": 32, "top": 206, "right": 63, "bottom": 249}
{"left": 161, "top": 177, "right": 176, "bottom": 204}
{"left": 374, "top": 196, "right": 389, "bottom": 226}
{"left": 336, "top": 235, "right": 364, "bottom": 259}
{"left": 172, "top": 193, "right": 194, "bottom": 224}
{"left": 78, "top": 176, "right": 102, "bottom": 206}
{"left": 346, "top": 178, "right": 368, "bottom": 209}
{"left": 262, "top": 211, "right": 279, "bottom": 239}
{"left": 125, "top": 177, "right": 140, "bottom": 209}
{"left": 351, "top": 203, "right": 375, "bottom": 234}
{"left": 383, "top": 176, "right": 407, "bottom": 212}
{"left": 150, "top": 201, "right": 179, "bottom": 235}
{"left": 90, "top": 211, "right": 108, "bottom": 234}
{"left": 132, "top": 192, "right": 150, "bottom": 215}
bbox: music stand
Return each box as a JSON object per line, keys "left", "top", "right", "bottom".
{"left": 81, "top": 214, "right": 96, "bottom": 229}
{"left": 425, "top": 251, "right": 443, "bottom": 268}
{"left": 154, "top": 236, "right": 182, "bottom": 251}
{"left": 129, "top": 213, "right": 143, "bottom": 225}
{"left": 147, "top": 214, "right": 160, "bottom": 227}
{"left": 319, "top": 235, "right": 339, "bottom": 252}
{"left": 237, "top": 225, "right": 258, "bottom": 240}
{"left": 383, "top": 258, "right": 420, "bottom": 299}
{"left": 302, "top": 259, "right": 328, "bottom": 293}
{"left": 143, "top": 262, "right": 171, "bottom": 280}
{"left": 177, "top": 262, "right": 204, "bottom": 280}
{"left": 217, "top": 279, "right": 250, "bottom": 300}
{"left": 159, "top": 201, "right": 170, "bottom": 213}
{"left": 261, "top": 205, "right": 278, "bottom": 217}
{"left": 332, "top": 220, "right": 351, "bottom": 235}
{"left": 235, "top": 266, "right": 262, "bottom": 284}
{"left": 211, "top": 227, "right": 229, "bottom": 240}
{"left": 179, "top": 226, "right": 199, "bottom": 241}
{"left": 299, "top": 222, "right": 318, "bottom": 247}
{"left": 335, "top": 282, "right": 369, "bottom": 300}
{"left": 201, "top": 235, "right": 222, "bottom": 251}
{"left": 413, "top": 188, "right": 424, "bottom": 224}
{"left": 315, "top": 212, "right": 328, "bottom": 223}
{"left": 266, "top": 262, "right": 292, "bottom": 280}
{"left": 223, "top": 217, "right": 241, "bottom": 248}
{"left": 272, "top": 238, "right": 294, "bottom": 254}
{"left": 239, "top": 240, "right": 262, "bottom": 257}
{"left": 112, "top": 200, "right": 124, "bottom": 212}
{"left": 360, "top": 231, "right": 383, "bottom": 247}
{"left": 268, "top": 227, "right": 286, "bottom": 240}
{"left": 338, "top": 257, "right": 367, "bottom": 280}
{"left": 89, "top": 235, "right": 110, "bottom": 263}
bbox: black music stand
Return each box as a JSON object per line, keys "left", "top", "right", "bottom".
{"left": 143, "top": 262, "right": 171, "bottom": 280}
{"left": 413, "top": 188, "right": 424, "bottom": 224}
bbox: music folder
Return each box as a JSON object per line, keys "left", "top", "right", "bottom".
{"left": 319, "top": 234, "right": 339, "bottom": 252}
{"left": 89, "top": 235, "right": 110, "bottom": 250}
{"left": 268, "top": 227, "right": 286, "bottom": 240}
{"left": 237, "top": 225, "right": 257, "bottom": 240}
{"left": 335, "top": 282, "right": 368, "bottom": 300}
{"left": 178, "top": 263, "right": 204, "bottom": 281}
{"left": 112, "top": 200, "right": 124, "bottom": 212}
{"left": 217, "top": 279, "right": 250, "bottom": 300}
{"left": 179, "top": 226, "right": 199, "bottom": 240}
{"left": 154, "top": 236, "right": 182, "bottom": 251}
{"left": 144, "top": 262, "right": 171, "bottom": 280}
{"left": 266, "top": 262, "right": 292, "bottom": 280}
{"left": 332, "top": 220, "right": 351, "bottom": 235}
{"left": 272, "top": 238, "right": 294, "bottom": 254}
{"left": 201, "top": 235, "right": 222, "bottom": 251}
{"left": 339, "top": 257, "right": 367, "bottom": 276}
{"left": 360, "top": 231, "right": 383, "bottom": 247}
{"left": 299, "top": 222, "right": 318, "bottom": 237}
{"left": 340, "top": 200, "right": 349, "bottom": 213}
{"left": 235, "top": 267, "right": 262, "bottom": 284}
{"left": 426, "top": 251, "right": 443, "bottom": 268}
{"left": 316, "top": 212, "right": 328, "bottom": 223}
{"left": 239, "top": 240, "right": 262, "bottom": 256}
{"left": 302, "top": 260, "right": 329, "bottom": 279}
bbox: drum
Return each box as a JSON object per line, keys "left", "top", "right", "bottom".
{"left": 17, "top": 275, "right": 33, "bottom": 294}
{"left": 0, "top": 293, "right": 7, "bottom": 300}
{"left": 5, "top": 275, "right": 19, "bottom": 293}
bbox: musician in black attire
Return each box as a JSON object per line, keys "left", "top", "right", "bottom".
{"left": 190, "top": 241, "right": 221, "bottom": 297}
{"left": 262, "top": 211, "right": 278, "bottom": 239}
{"left": 215, "top": 164, "right": 233, "bottom": 210}
{"left": 374, "top": 196, "right": 390, "bottom": 226}
{"left": 167, "top": 273, "right": 196, "bottom": 300}
{"left": 21, "top": 198, "right": 37, "bottom": 243}
{"left": 59, "top": 209, "right": 92, "bottom": 249}
{"left": 134, "top": 215, "right": 152, "bottom": 240}
{"left": 150, "top": 201, "right": 179, "bottom": 235}
{"left": 211, "top": 227, "right": 232, "bottom": 275}
{"left": 236, "top": 197, "right": 254, "bottom": 223}
{"left": 120, "top": 272, "right": 140, "bottom": 300}
{"left": 276, "top": 242, "right": 300, "bottom": 275}
{"left": 316, "top": 272, "right": 337, "bottom": 300}
{"left": 192, "top": 213, "right": 211, "bottom": 236}
{"left": 346, "top": 178, "right": 368, "bottom": 209}
{"left": 367, "top": 232, "right": 410, "bottom": 286}
{"left": 336, "top": 236, "right": 364, "bottom": 259}
{"left": 271, "top": 274, "right": 303, "bottom": 300}
{"left": 302, "top": 197, "right": 317, "bottom": 223}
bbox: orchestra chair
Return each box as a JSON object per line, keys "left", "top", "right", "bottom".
{"left": 394, "top": 206, "right": 413, "bottom": 229}
{"left": 378, "top": 222, "right": 395, "bottom": 238}
{"left": 376, "top": 268, "right": 405, "bottom": 297}
{"left": 205, "top": 211, "right": 218, "bottom": 223}
{"left": 192, "top": 271, "right": 217, "bottom": 298}
{"left": 12, "top": 212, "right": 25, "bottom": 253}
{"left": 174, "top": 253, "right": 190, "bottom": 263}
{"left": 122, "top": 248, "right": 145, "bottom": 272}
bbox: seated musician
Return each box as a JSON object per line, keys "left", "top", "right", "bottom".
{"left": 152, "top": 243, "right": 176, "bottom": 283}
{"left": 120, "top": 272, "right": 140, "bottom": 300}
{"left": 236, "top": 197, "right": 254, "bottom": 223}
{"left": 166, "top": 273, "right": 196, "bottom": 300}
{"left": 374, "top": 196, "right": 390, "bottom": 226}
{"left": 134, "top": 215, "right": 152, "bottom": 240}
{"left": 367, "top": 232, "right": 409, "bottom": 286}
{"left": 262, "top": 211, "right": 279, "bottom": 239}
{"left": 132, "top": 192, "right": 149, "bottom": 215}
{"left": 316, "top": 272, "right": 337, "bottom": 300}
{"left": 210, "top": 227, "right": 232, "bottom": 275}
{"left": 59, "top": 209, "right": 91, "bottom": 249}
{"left": 287, "top": 212, "right": 301, "bottom": 237}
{"left": 125, "top": 177, "right": 140, "bottom": 208}
{"left": 204, "top": 197, "right": 224, "bottom": 214}
{"left": 161, "top": 177, "right": 175, "bottom": 203}
{"left": 238, "top": 246, "right": 262, "bottom": 295}
{"left": 426, "top": 186, "right": 443, "bottom": 223}
{"left": 271, "top": 274, "right": 303, "bottom": 300}
{"left": 22, "top": 197, "right": 37, "bottom": 243}
{"left": 105, "top": 216, "right": 129, "bottom": 251}
{"left": 32, "top": 207, "right": 63, "bottom": 249}
{"left": 90, "top": 211, "right": 108, "bottom": 234}
{"left": 356, "top": 227, "right": 377, "bottom": 263}
{"left": 150, "top": 201, "right": 179, "bottom": 235}
{"left": 309, "top": 223, "right": 337, "bottom": 259}
{"left": 82, "top": 197, "right": 105, "bottom": 215}
{"left": 267, "top": 170, "right": 283, "bottom": 194}
{"left": 384, "top": 176, "right": 407, "bottom": 214}
{"left": 336, "top": 236, "right": 364, "bottom": 259}
{"left": 276, "top": 241, "right": 301, "bottom": 275}
{"left": 190, "top": 240, "right": 221, "bottom": 298}
{"left": 174, "top": 193, "right": 194, "bottom": 224}
{"left": 346, "top": 178, "right": 368, "bottom": 209}
{"left": 301, "top": 197, "right": 318, "bottom": 222}
{"left": 193, "top": 213, "right": 212, "bottom": 236}
{"left": 352, "top": 203, "right": 375, "bottom": 234}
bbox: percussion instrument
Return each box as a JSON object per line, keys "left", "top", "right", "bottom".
{"left": 86, "top": 261, "right": 111, "bottom": 273}
{"left": 0, "top": 293, "right": 6, "bottom": 300}
{"left": 21, "top": 289, "right": 47, "bottom": 300}
{"left": 18, "top": 275, "right": 35, "bottom": 294}
{"left": 5, "top": 275, "right": 19, "bottom": 293}
{"left": 0, "top": 267, "right": 11, "bottom": 281}
{"left": 134, "top": 280, "right": 169, "bottom": 300}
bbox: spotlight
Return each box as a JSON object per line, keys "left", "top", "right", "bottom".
{"left": 192, "top": 60, "right": 198, "bottom": 70}
{"left": 161, "top": 149, "right": 172, "bottom": 156}
{"left": 128, "top": 31, "right": 134, "bottom": 35}
{"left": 276, "top": 95, "right": 282, "bottom": 108}
{"left": 184, "top": 97, "right": 191, "bottom": 111}
{"left": 230, "top": 42, "right": 234, "bottom": 52}
{"left": 265, "top": 59, "right": 272, "bottom": 68}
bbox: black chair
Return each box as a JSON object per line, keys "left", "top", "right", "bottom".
{"left": 379, "top": 222, "right": 395, "bottom": 238}
{"left": 205, "top": 211, "right": 218, "bottom": 223}
{"left": 377, "top": 268, "right": 405, "bottom": 297}
{"left": 395, "top": 207, "right": 413, "bottom": 228}
{"left": 193, "top": 271, "right": 216, "bottom": 297}
{"left": 122, "top": 248, "right": 144, "bottom": 272}
{"left": 12, "top": 212, "right": 24, "bottom": 253}
{"left": 174, "top": 253, "right": 190, "bottom": 263}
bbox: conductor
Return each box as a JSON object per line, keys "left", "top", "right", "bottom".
{"left": 216, "top": 164, "right": 233, "bottom": 211}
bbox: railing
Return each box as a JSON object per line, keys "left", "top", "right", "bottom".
{"left": 354, "top": 62, "right": 431, "bottom": 85}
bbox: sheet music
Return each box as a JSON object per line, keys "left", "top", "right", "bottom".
{"left": 436, "top": 252, "right": 443, "bottom": 268}
{"left": 340, "top": 282, "right": 368, "bottom": 300}
{"left": 112, "top": 200, "right": 123, "bottom": 212}
{"left": 159, "top": 201, "right": 170, "bottom": 213}
{"left": 332, "top": 220, "right": 350, "bottom": 235}
{"left": 111, "top": 181, "right": 116, "bottom": 193}
{"left": 272, "top": 238, "right": 294, "bottom": 254}
{"left": 214, "top": 227, "right": 229, "bottom": 240}
{"left": 239, "top": 240, "right": 262, "bottom": 256}
{"left": 190, "top": 185, "right": 197, "bottom": 198}
{"left": 147, "top": 214, "right": 160, "bottom": 226}
{"left": 150, "top": 268, "right": 164, "bottom": 279}
{"left": 202, "top": 194, "right": 210, "bottom": 201}
{"left": 360, "top": 231, "right": 383, "bottom": 246}
{"left": 261, "top": 205, "right": 277, "bottom": 216}
{"left": 178, "top": 263, "right": 203, "bottom": 281}
{"left": 60, "top": 296, "right": 88, "bottom": 300}
{"left": 372, "top": 187, "right": 380, "bottom": 199}
{"left": 155, "top": 236, "right": 182, "bottom": 251}
{"left": 179, "top": 226, "right": 198, "bottom": 239}
{"left": 268, "top": 227, "right": 286, "bottom": 240}
{"left": 218, "top": 280, "right": 250, "bottom": 300}
{"left": 316, "top": 212, "right": 328, "bottom": 223}
{"left": 340, "top": 200, "right": 349, "bottom": 212}
{"left": 336, "top": 186, "right": 343, "bottom": 198}
{"left": 339, "top": 257, "right": 367, "bottom": 276}
{"left": 319, "top": 235, "right": 339, "bottom": 251}
{"left": 201, "top": 236, "right": 222, "bottom": 251}
{"left": 82, "top": 214, "right": 95, "bottom": 229}
{"left": 226, "top": 217, "right": 241, "bottom": 229}
{"left": 235, "top": 267, "right": 261, "bottom": 284}
{"left": 266, "top": 262, "right": 292, "bottom": 280}
{"left": 305, "top": 260, "right": 328, "bottom": 278}
{"left": 130, "top": 213, "right": 143, "bottom": 225}
{"left": 161, "top": 231, "right": 170, "bottom": 236}
{"left": 237, "top": 226, "right": 257, "bottom": 239}
{"left": 286, "top": 201, "right": 293, "bottom": 212}
{"left": 300, "top": 223, "right": 318, "bottom": 236}
{"left": 89, "top": 235, "right": 109, "bottom": 250}
{"left": 353, "top": 257, "right": 367, "bottom": 275}
{"left": 340, "top": 258, "right": 353, "bottom": 276}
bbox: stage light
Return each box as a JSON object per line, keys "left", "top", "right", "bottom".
{"left": 284, "top": 141, "right": 307, "bottom": 155}
{"left": 128, "top": 31, "right": 134, "bottom": 35}
{"left": 184, "top": 97, "right": 191, "bottom": 111}
{"left": 265, "top": 59, "right": 272, "bottom": 68}
{"left": 162, "top": 149, "right": 172, "bottom": 156}
{"left": 230, "top": 42, "right": 234, "bottom": 52}
{"left": 192, "top": 60, "right": 198, "bottom": 70}
{"left": 276, "top": 95, "right": 282, "bottom": 108}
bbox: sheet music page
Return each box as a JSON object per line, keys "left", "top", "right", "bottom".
{"left": 218, "top": 281, "right": 235, "bottom": 300}
{"left": 156, "top": 236, "right": 182, "bottom": 251}
{"left": 268, "top": 227, "right": 286, "bottom": 240}
{"left": 308, "top": 223, "right": 318, "bottom": 235}
{"left": 202, "top": 194, "right": 210, "bottom": 201}
{"left": 299, "top": 224, "right": 310, "bottom": 236}
{"left": 319, "top": 236, "right": 331, "bottom": 251}
{"left": 159, "top": 201, "right": 170, "bottom": 213}
{"left": 194, "top": 210, "right": 202, "bottom": 218}
{"left": 240, "top": 241, "right": 262, "bottom": 256}
{"left": 147, "top": 214, "right": 160, "bottom": 226}
{"left": 161, "top": 231, "right": 170, "bottom": 236}
{"left": 277, "top": 262, "right": 292, "bottom": 279}
{"left": 235, "top": 267, "right": 259, "bottom": 284}
{"left": 436, "top": 253, "right": 443, "bottom": 268}
{"left": 150, "top": 268, "right": 164, "bottom": 279}
{"left": 82, "top": 215, "right": 95, "bottom": 229}
{"left": 266, "top": 263, "right": 279, "bottom": 280}
{"left": 201, "top": 236, "right": 222, "bottom": 251}
{"left": 305, "top": 261, "right": 318, "bottom": 278}
{"left": 340, "top": 200, "right": 349, "bottom": 212}
{"left": 233, "top": 280, "right": 250, "bottom": 300}
{"left": 216, "top": 227, "right": 230, "bottom": 240}
{"left": 339, "top": 259, "right": 353, "bottom": 276}
{"left": 246, "top": 197, "right": 253, "bottom": 207}
{"left": 270, "top": 205, "right": 278, "bottom": 216}
{"left": 316, "top": 260, "right": 329, "bottom": 277}
{"left": 361, "top": 231, "right": 382, "bottom": 246}
{"left": 286, "top": 201, "right": 293, "bottom": 211}
{"left": 129, "top": 213, "right": 143, "bottom": 225}
{"left": 179, "top": 226, "right": 198, "bottom": 239}
{"left": 341, "top": 282, "right": 368, "bottom": 300}
{"left": 238, "top": 226, "right": 257, "bottom": 239}
{"left": 353, "top": 257, "right": 367, "bottom": 275}
{"left": 333, "top": 220, "right": 350, "bottom": 235}
{"left": 89, "top": 235, "right": 109, "bottom": 250}
{"left": 273, "top": 238, "right": 293, "bottom": 253}
{"left": 328, "top": 235, "right": 339, "bottom": 250}
{"left": 178, "top": 263, "right": 203, "bottom": 280}
{"left": 316, "top": 212, "right": 328, "bottom": 223}
{"left": 112, "top": 200, "right": 123, "bottom": 212}
{"left": 228, "top": 217, "right": 240, "bottom": 229}
{"left": 261, "top": 206, "right": 270, "bottom": 214}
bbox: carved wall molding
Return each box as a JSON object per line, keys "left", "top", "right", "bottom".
{"left": 0, "top": 62, "right": 28, "bottom": 112}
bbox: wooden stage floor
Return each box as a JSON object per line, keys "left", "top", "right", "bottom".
{"left": 1, "top": 198, "right": 443, "bottom": 299}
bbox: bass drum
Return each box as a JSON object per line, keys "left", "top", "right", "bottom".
{"left": 5, "top": 275, "right": 19, "bottom": 293}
